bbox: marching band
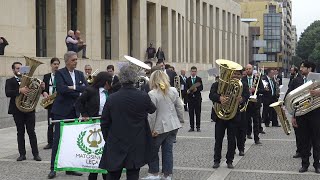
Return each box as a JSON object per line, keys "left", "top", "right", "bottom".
{"left": 4, "top": 53, "right": 320, "bottom": 180}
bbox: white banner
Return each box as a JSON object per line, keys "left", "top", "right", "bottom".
{"left": 55, "top": 120, "right": 107, "bottom": 173}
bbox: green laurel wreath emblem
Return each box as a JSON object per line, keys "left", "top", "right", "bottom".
{"left": 94, "top": 147, "right": 103, "bottom": 155}
{"left": 77, "top": 131, "right": 92, "bottom": 154}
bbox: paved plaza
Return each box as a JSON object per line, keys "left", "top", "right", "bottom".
{"left": 1, "top": 78, "right": 320, "bottom": 180}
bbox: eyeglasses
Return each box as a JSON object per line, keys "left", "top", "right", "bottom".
{"left": 85, "top": 69, "right": 92, "bottom": 71}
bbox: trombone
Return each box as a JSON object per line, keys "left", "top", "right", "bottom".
{"left": 87, "top": 69, "right": 99, "bottom": 84}
{"left": 240, "top": 71, "right": 262, "bottom": 112}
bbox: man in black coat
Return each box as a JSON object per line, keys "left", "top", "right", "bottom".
{"left": 210, "top": 70, "right": 249, "bottom": 169}
{"left": 186, "top": 66, "right": 203, "bottom": 132}
{"left": 5, "top": 62, "right": 42, "bottom": 162}
{"left": 107, "top": 65, "right": 121, "bottom": 92}
{"left": 48, "top": 51, "right": 88, "bottom": 179}
{"left": 41, "top": 58, "right": 60, "bottom": 150}
{"left": 180, "top": 69, "right": 188, "bottom": 111}
{"left": 156, "top": 61, "right": 177, "bottom": 87}
{"left": 99, "top": 65, "right": 156, "bottom": 180}
{"left": 261, "top": 69, "right": 279, "bottom": 127}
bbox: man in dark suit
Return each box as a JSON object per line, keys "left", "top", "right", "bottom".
{"left": 5, "top": 62, "right": 42, "bottom": 161}
{"left": 291, "top": 61, "right": 320, "bottom": 173}
{"left": 186, "top": 66, "right": 203, "bottom": 132}
{"left": 261, "top": 69, "right": 279, "bottom": 127}
{"left": 210, "top": 70, "right": 249, "bottom": 169}
{"left": 274, "top": 69, "right": 282, "bottom": 85}
{"left": 180, "top": 70, "right": 188, "bottom": 111}
{"left": 156, "top": 61, "right": 177, "bottom": 87}
{"left": 241, "top": 64, "right": 263, "bottom": 144}
{"left": 107, "top": 65, "right": 121, "bottom": 92}
{"left": 48, "top": 51, "right": 88, "bottom": 179}
{"left": 99, "top": 64, "right": 156, "bottom": 179}
{"left": 42, "top": 58, "right": 60, "bottom": 150}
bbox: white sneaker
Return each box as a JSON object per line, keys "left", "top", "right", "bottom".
{"left": 141, "top": 174, "right": 161, "bottom": 180}
{"left": 161, "top": 176, "right": 172, "bottom": 180}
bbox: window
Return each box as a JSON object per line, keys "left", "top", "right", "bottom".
{"left": 36, "top": 0, "right": 47, "bottom": 57}
{"left": 70, "top": 0, "right": 77, "bottom": 31}
{"left": 104, "top": 0, "right": 111, "bottom": 59}
{"left": 269, "top": 5, "right": 276, "bottom": 13}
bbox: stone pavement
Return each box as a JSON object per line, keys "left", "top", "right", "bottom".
{"left": 1, "top": 78, "right": 320, "bottom": 180}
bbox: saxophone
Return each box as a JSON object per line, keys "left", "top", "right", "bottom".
{"left": 269, "top": 101, "right": 291, "bottom": 135}
{"left": 213, "top": 59, "right": 243, "bottom": 120}
{"left": 16, "top": 56, "right": 44, "bottom": 112}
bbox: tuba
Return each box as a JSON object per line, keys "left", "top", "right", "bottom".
{"left": 213, "top": 59, "right": 243, "bottom": 120}
{"left": 269, "top": 101, "right": 291, "bottom": 135}
{"left": 16, "top": 56, "right": 44, "bottom": 112}
{"left": 40, "top": 92, "right": 57, "bottom": 109}
{"left": 285, "top": 78, "right": 320, "bottom": 116}
{"left": 124, "top": 55, "right": 151, "bottom": 89}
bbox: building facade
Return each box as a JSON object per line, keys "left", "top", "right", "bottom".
{"left": 291, "top": 25, "right": 297, "bottom": 56}
{"left": 0, "top": 0, "right": 249, "bottom": 66}
{"left": 235, "top": 0, "right": 292, "bottom": 74}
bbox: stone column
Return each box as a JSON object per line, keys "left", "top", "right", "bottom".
{"left": 46, "top": 0, "right": 68, "bottom": 58}
{"left": 195, "top": 0, "right": 202, "bottom": 63}
{"left": 77, "top": 0, "right": 102, "bottom": 59}
{"left": 185, "top": 0, "right": 190, "bottom": 63}
{"left": 203, "top": 3, "right": 209, "bottom": 64}
{"left": 190, "top": 0, "right": 196, "bottom": 63}
{"left": 161, "top": 7, "right": 169, "bottom": 62}
{"left": 155, "top": 3, "right": 162, "bottom": 51}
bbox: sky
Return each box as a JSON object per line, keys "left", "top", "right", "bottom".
{"left": 292, "top": 0, "right": 320, "bottom": 40}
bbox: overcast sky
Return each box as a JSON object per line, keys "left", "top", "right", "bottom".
{"left": 292, "top": 0, "right": 320, "bottom": 40}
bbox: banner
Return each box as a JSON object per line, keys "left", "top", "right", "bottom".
{"left": 54, "top": 120, "right": 107, "bottom": 173}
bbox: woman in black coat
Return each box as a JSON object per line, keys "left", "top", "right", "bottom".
{"left": 99, "top": 65, "right": 156, "bottom": 180}
{"left": 77, "top": 71, "right": 113, "bottom": 180}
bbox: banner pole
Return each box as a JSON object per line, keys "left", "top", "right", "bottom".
{"left": 50, "top": 117, "right": 101, "bottom": 124}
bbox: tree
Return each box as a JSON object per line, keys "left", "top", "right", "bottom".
{"left": 291, "top": 56, "right": 302, "bottom": 68}
{"left": 296, "top": 21, "right": 320, "bottom": 60}
{"left": 309, "top": 42, "right": 320, "bottom": 72}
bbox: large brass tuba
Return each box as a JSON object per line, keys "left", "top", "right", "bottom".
{"left": 269, "top": 101, "right": 291, "bottom": 135}
{"left": 124, "top": 55, "right": 151, "bottom": 89}
{"left": 16, "top": 56, "right": 44, "bottom": 112}
{"left": 213, "top": 59, "right": 243, "bottom": 120}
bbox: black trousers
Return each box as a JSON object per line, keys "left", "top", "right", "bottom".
{"left": 235, "top": 112, "right": 247, "bottom": 152}
{"left": 293, "top": 126, "right": 302, "bottom": 154}
{"left": 246, "top": 102, "right": 260, "bottom": 142}
{"left": 88, "top": 173, "right": 106, "bottom": 180}
{"left": 296, "top": 109, "right": 320, "bottom": 168}
{"left": 47, "top": 108, "right": 54, "bottom": 145}
{"left": 262, "top": 99, "right": 278, "bottom": 126}
{"left": 214, "top": 119, "right": 236, "bottom": 164}
{"left": 182, "top": 92, "right": 188, "bottom": 111}
{"left": 106, "top": 168, "right": 140, "bottom": 180}
{"left": 188, "top": 98, "right": 202, "bottom": 129}
{"left": 50, "top": 110, "right": 77, "bottom": 170}
{"left": 13, "top": 111, "right": 39, "bottom": 156}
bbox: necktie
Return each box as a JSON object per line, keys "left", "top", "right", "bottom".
{"left": 103, "top": 90, "right": 109, "bottom": 100}
{"left": 192, "top": 77, "right": 195, "bottom": 85}
{"left": 52, "top": 77, "right": 56, "bottom": 93}
{"left": 269, "top": 79, "right": 274, "bottom": 96}
{"left": 304, "top": 77, "right": 307, "bottom": 84}
{"left": 248, "top": 77, "right": 252, "bottom": 88}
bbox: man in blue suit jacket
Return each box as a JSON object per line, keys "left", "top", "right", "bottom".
{"left": 48, "top": 51, "right": 88, "bottom": 179}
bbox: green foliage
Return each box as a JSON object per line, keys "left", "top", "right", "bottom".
{"left": 77, "top": 131, "right": 92, "bottom": 154}
{"left": 291, "top": 56, "right": 302, "bottom": 68}
{"left": 309, "top": 43, "right": 320, "bottom": 70}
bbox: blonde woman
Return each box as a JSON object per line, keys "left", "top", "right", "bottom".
{"left": 142, "top": 70, "right": 184, "bottom": 180}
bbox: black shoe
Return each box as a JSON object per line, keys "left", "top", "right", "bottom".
{"left": 43, "top": 144, "right": 52, "bottom": 149}
{"left": 197, "top": 128, "right": 201, "bottom": 132}
{"left": 82, "top": 56, "right": 88, "bottom": 59}
{"left": 212, "top": 162, "right": 220, "bottom": 168}
{"left": 247, "top": 135, "right": 252, "bottom": 139}
{"left": 239, "top": 151, "right": 245, "bottom": 156}
{"left": 260, "top": 131, "right": 266, "bottom": 134}
{"left": 272, "top": 125, "right": 281, "bottom": 127}
{"left": 66, "top": 171, "right": 83, "bottom": 176}
{"left": 315, "top": 167, "right": 320, "bottom": 174}
{"left": 33, "top": 155, "right": 42, "bottom": 161}
{"left": 255, "top": 141, "right": 262, "bottom": 145}
{"left": 48, "top": 171, "right": 56, "bottom": 179}
{"left": 227, "top": 163, "right": 234, "bottom": 169}
{"left": 16, "top": 155, "right": 26, "bottom": 161}
{"left": 265, "top": 124, "right": 270, "bottom": 127}
{"left": 188, "top": 128, "right": 194, "bottom": 132}
{"left": 293, "top": 153, "right": 301, "bottom": 158}
{"left": 299, "top": 166, "right": 308, "bottom": 173}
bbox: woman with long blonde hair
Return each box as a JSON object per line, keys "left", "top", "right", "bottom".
{"left": 142, "top": 70, "right": 184, "bottom": 180}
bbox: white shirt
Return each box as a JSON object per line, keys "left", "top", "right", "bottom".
{"left": 99, "top": 88, "right": 107, "bottom": 116}
{"left": 49, "top": 73, "right": 55, "bottom": 95}
{"left": 66, "top": 37, "right": 78, "bottom": 44}
{"left": 69, "top": 70, "right": 76, "bottom": 89}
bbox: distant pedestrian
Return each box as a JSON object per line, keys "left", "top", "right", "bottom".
{"left": 156, "top": 47, "right": 165, "bottom": 62}
{"left": 146, "top": 43, "right": 156, "bottom": 60}
{"left": 0, "top": 36, "right": 9, "bottom": 55}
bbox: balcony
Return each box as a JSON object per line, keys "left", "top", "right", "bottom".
{"left": 253, "top": 40, "right": 267, "bottom": 48}
{"left": 253, "top": 54, "right": 267, "bottom": 61}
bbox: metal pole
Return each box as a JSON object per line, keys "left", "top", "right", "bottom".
{"left": 50, "top": 117, "right": 101, "bottom": 124}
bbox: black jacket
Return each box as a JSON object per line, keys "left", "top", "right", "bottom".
{"left": 51, "top": 67, "right": 88, "bottom": 117}
{"left": 186, "top": 76, "right": 203, "bottom": 101}
{"left": 165, "top": 69, "right": 177, "bottom": 87}
{"left": 0, "top": 37, "right": 9, "bottom": 55}
{"left": 42, "top": 73, "right": 54, "bottom": 109}
{"left": 99, "top": 85, "right": 156, "bottom": 171}
{"left": 260, "top": 75, "right": 279, "bottom": 103}
{"left": 111, "top": 75, "right": 121, "bottom": 93}
{"left": 76, "top": 86, "right": 102, "bottom": 117}
{"left": 284, "top": 74, "right": 304, "bottom": 100}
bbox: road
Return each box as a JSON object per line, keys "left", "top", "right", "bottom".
{"left": 0, "top": 78, "right": 320, "bottom": 179}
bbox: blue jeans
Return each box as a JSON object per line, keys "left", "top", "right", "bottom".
{"left": 148, "top": 129, "right": 178, "bottom": 175}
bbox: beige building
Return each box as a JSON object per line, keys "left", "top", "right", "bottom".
{"left": 0, "top": 0, "right": 249, "bottom": 66}
{"left": 291, "top": 25, "right": 297, "bottom": 56}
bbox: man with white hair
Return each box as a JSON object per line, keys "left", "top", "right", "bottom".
{"left": 65, "top": 30, "right": 88, "bottom": 59}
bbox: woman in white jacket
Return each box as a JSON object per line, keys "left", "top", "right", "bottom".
{"left": 142, "top": 70, "right": 184, "bottom": 180}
